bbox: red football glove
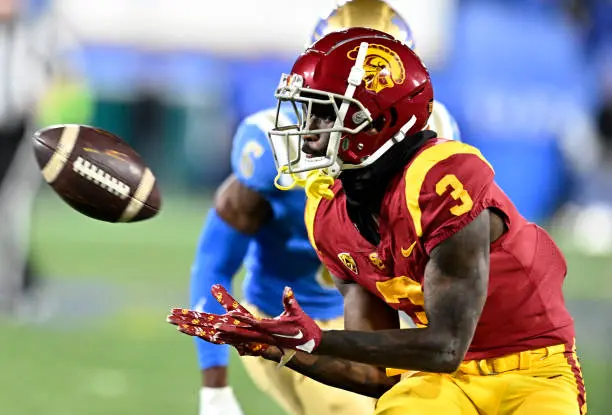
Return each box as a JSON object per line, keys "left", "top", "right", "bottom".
{"left": 222, "top": 285, "right": 323, "bottom": 353}
{"left": 167, "top": 285, "right": 270, "bottom": 357}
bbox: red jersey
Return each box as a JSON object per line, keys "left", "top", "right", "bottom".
{"left": 305, "top": 139, "right": 574, "bottom": 361}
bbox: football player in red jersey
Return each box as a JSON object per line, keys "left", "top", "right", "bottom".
{"left": 169, "top": 28, "right": 587, "bottom": 414}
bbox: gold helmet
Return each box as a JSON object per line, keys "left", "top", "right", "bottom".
{"left": 310, "top": 0, "right": 415, "bottom": 49}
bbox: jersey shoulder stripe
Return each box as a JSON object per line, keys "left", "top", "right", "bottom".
{"left": 404, "top": 140, "right": 493, "bottom": 237}
{"left": 304, "top": 194, "right": 324, "bottom": 252}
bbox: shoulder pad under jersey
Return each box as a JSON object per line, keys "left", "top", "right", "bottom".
{"left": 404, "top": 140, "right": 494, "bottom": 253}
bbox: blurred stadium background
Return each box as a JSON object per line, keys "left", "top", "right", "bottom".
{"left": 1, "top": 0, "right": 611, "bottom": 413}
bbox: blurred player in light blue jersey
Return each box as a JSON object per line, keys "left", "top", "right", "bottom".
{"left": 190, "top": 1, "right": 461, "bottom": 415}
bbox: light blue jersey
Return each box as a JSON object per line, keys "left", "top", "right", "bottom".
{"left": 230, "top": 108, "right": 344, "bottom": 318}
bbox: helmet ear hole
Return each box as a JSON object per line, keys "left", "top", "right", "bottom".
{"left": 371, "top": 115, "right": 386, "bottom": 132}
{"left": 388, "top": 107, "right": 398, "bottom": 128}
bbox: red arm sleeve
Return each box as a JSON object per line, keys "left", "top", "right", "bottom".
{"left": 404, "top": 141, "right": 496, "bottom": 254}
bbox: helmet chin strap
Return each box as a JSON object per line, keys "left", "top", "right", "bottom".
{"left": 307, "top": 113, "right": 417, "bottom": 182}
{"left": 273, "top": 166, "right": 335, "bottom": 200}
{"left": 341, "top": 115, "right": 417, "bottom": 170}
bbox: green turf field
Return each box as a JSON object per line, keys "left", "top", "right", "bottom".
{"left": 0, "top": 189, "right": 609, "bottom": 414}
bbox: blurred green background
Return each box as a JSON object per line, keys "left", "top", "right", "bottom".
{"left": 0, "top": 189, "right": 609, "bottom": 414}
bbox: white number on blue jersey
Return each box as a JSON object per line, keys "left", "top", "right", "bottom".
{"left": 239, "top": 140, "right": 265, "bottom": 179}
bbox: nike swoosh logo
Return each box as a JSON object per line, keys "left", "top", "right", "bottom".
{"left": 272, "top": 330, "right": 304, "bottom": 340}
{"left": 401, "top": 241, "right": 417, "bottom": 258}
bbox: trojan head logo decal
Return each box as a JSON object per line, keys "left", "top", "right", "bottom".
{"left": 338, "top": 252, "right": 358, "bottom": 275}
{"left": 347, "top": 44, "right": 406, "bottom": 93}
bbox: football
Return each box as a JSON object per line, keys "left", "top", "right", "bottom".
{"left": 32, "top": 124, "right": 162, "bottom": 223}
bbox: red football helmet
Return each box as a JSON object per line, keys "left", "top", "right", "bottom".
{"left": 268, "top": 27, "right": 433, "bottom": 176}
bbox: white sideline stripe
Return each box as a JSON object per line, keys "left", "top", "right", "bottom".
{"left": 118, "top": 168, "right": 155, "bottom": 222}
{"left": 41, "top": 125, "right": 80, "bottom": 183}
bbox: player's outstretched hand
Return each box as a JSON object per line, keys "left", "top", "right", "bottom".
{"left": 167, "top": 285, "right": 322, "bottom": 354}
{"left": 166, "top": 285, "right": 270, "bottom": 357}
{"left": 224, "top": 286, "right": 323, "bottom": 353}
